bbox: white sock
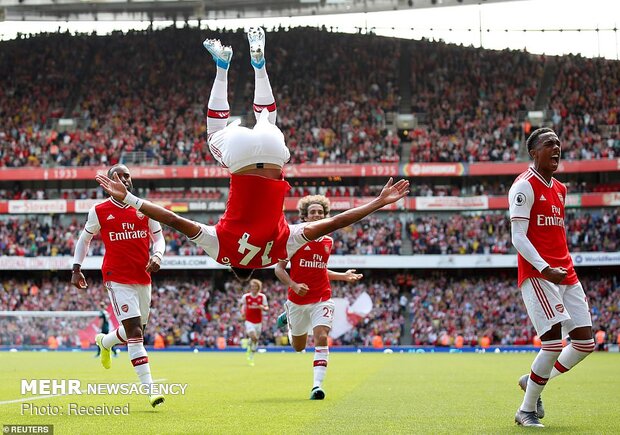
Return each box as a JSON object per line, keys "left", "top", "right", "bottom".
{"left": 207, "top": 67, "right": 230, "bottom": 136}
{"left": 549, "top": 338, "right": 595, "bottom": 379}
{"left": 313, "top": 346, "right": 329, "bottom": 389}
{"left": 127, "top": 338, "right": 153, "bottom": 388}
{"left": 520, "top": 340, "right": 562, "bottom": 412}
{"left": 253, "top": 66, "right": 277, "bottom": 124}
{"left": 102, "top": 326, "right": 127, "bottom": 349}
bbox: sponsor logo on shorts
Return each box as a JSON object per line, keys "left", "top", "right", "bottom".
{"left": 555, "top": 304, "right": 564, "bottom": 313}
{"left": 121, "top": 304, "right": 129, "bottom": 313}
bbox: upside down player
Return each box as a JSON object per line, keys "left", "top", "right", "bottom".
{"left": 239, "top": 279, "right": 268, "bottom": 366}
{"left": 275, "top": 195, "right": 363, "bottom": 400}
{"left": 72, "top": 164, "right": 166, "bottom": 408}
{"left": 96, "top": 27, "right": 410, "bottom": 281}
{"left": 509, "top": 128, "right": 594, "bottom": 427}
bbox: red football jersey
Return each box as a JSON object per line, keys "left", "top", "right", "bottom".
{"left": 509, "top": 167, "right": 577, "bottom": 287}
{"left": 94, "top": 199, "right": 152, "bottom": 285}
{"left": 242, "top": 292, "right": 267, "bottom": 324}
{"left": 215, "top": 174, "right": 291, "bottom": 268}
{"left": 288, "top": 236, "right": 333, "bottom": 305}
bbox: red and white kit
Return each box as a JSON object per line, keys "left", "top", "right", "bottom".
{"left": 285, "top": 237, "right": 335, "bottom": 336}
{"left": 509, "top": 167, "right": 591, "bottom": 335}
{"left": 82, "top": 198, "right": 164, "bottom": 322}
{"left": 241, "top": 292, "right": 268, "bottom": 335}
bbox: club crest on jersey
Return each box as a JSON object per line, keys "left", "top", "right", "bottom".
{"left": 557, "top": 193, "right": 564, "bottom": 203}
{"left": 136, "top": 211, "right": 145, "bottom": 220}
{"left": 555, "top": 304, "right": 564, "bottom": 313}
{"left": 324, "top": 245, "right": 330, "bottom": 254}
{"left": 514, "top": 192, "right": 526, "bottom": 206}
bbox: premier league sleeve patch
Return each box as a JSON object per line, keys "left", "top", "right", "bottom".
{"left": 514, "top": 192, "right": 526, "bottom": 206}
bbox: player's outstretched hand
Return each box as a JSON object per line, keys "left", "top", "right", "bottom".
{"left": 292, "top": 282, "right": 309, "bottom": 297}
{"left": 95, "top": 173, "right": 128, "bottom": 202}
{"left": 145, "top": 255, "right": 162, "bottom": 273}
{"left": 541, "top": 266, "right": 568, "bottom": 284}
{"left": 378, "top": 178, "right": 410, "bottom": 206}
{"left": 71, "top": 270, "right": 88, "bottom": 289}
{"left": 344, "top": 269, "right": 363, "bottom": 282}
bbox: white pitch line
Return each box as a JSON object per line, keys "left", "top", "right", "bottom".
{"left": 0, "top": 379, "right": 167, "bottom": 406}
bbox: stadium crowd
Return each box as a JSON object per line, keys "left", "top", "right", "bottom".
{"left": 1, "top": 274, "right": 618, "bottom": 349}
{"left": 2, "top": 27, "right": 618, "bottom": 167}
{"left": 0, "top": 208, "right": 617, "bottom": 257}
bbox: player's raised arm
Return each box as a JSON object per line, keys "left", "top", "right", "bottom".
{"left": 96, "top": 173, "right": 201, "bottom": 239}
{"left": 302, "top": 178, "right": 409, "bottom": 241}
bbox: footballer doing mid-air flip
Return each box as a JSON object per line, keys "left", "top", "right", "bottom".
{"left": 96, "top": 27, "right": 410, "bottom": 281}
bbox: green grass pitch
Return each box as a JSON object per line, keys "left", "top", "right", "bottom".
{"left": 1, "top": 351, "right": 618, "bottom": 434}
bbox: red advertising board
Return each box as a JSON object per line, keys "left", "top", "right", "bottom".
{"left": 0, "top": 160, "right": 617, "bottom": 181}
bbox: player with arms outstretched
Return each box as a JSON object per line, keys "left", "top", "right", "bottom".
{"left": 96, "top": 27, "right": 410, "bottom": 282}
{"left": 509, "top": 128, "right": 594, "bottom": 427}
{"left": 72, "top": 164, "right": 166, "bottom": 408}
{"left": 275, "top": 195, "right": 363, "bottom": 400}
{"left": 239, "top": 279, "right": 268, "bottom": 366}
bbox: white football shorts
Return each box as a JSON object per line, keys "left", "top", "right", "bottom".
{"left": 285, "top": 299, "right": 335, "bottom": 337}
{"left": 520, "top": 277, "right": 592, "bottom": 337}
{"left": 245, "top": 320, "right": 262, "bottom": 336}
{"left": 208, "top": 117, "right": 290, "bottom": 173}
{"left": 105, "top": 281, "right": 151, "bottom": 324}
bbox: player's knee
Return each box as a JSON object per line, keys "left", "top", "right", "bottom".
{"left": 125, "top": 324, "right": 143, "bottom": 340}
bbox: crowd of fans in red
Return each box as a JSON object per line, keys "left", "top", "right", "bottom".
{"left": 0, "top": 273, "right": 617, "bottom": 348}
{"left": 1, "top": 27, "right": 618, "bottom": 167}
{"left": 1, "top": 208, "right": 617, "bottom": 257}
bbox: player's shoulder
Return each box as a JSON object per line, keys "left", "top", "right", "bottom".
{"left": 509, "top": 172, "right": 534, "bottom": 197}
{"left": 511, "top": 169, "right": 534, "bottom": 188}
{"left": 93, "top": 198, "right": 112, "bottom": 210}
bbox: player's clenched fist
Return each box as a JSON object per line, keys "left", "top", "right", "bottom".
{"left": 71, "top": 270, "right": 88, "bottom": 289}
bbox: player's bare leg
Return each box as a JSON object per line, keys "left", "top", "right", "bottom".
{"left": 310, "top": 325, "right": 330, "bottom": 400}
{"left": 247, "top": 27, "right": 277, "bottom": 125}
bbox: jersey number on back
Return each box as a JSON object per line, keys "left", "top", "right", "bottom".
{"left": 238, "top": 233, "right": 274, "bottom": 266}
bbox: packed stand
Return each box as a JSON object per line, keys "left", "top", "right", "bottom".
{"left": 408, "top": 41, "right": 542, "bottom": 163}
{"left": 1, "top": 273, "right": 618, "bottom": 348}
{"left": 547, "top": 55, "right": 620, "bottom": 160}
{"left": 403, "top": 273, "right": 619, "bottom": 347}
{"left": 408, "top": 212, "right": 512, "bottom": 255}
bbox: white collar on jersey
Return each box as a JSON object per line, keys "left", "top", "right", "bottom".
{"left": 528, "top": 166, "right": 554, "bottom": 188}
{"left": 109, "top": 197, "right": 129, "bottom": 208}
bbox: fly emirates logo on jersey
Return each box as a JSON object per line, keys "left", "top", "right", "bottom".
{"left": 537, "top": 205, "right": 565, "bottom": 228}
{"left": 299, "top": 253, "right": 328, "bottom": 269}
{"left": 109, "top": 222, "right": 148, "bottom": 242}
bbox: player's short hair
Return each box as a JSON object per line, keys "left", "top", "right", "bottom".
{"left": 297, "top": 195, "right": 331, "bottom": 222}
{"left": 526, "top": 127, "right": 555, "bottom": 152}
{"left": 231, "top": 267, "right": 254, "bottom": 282}
{"left": 249, "top": 279, "right": 262, "bottom": 291}
{"left": 107, "top": 164, "right": 129, "bottom": 178}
